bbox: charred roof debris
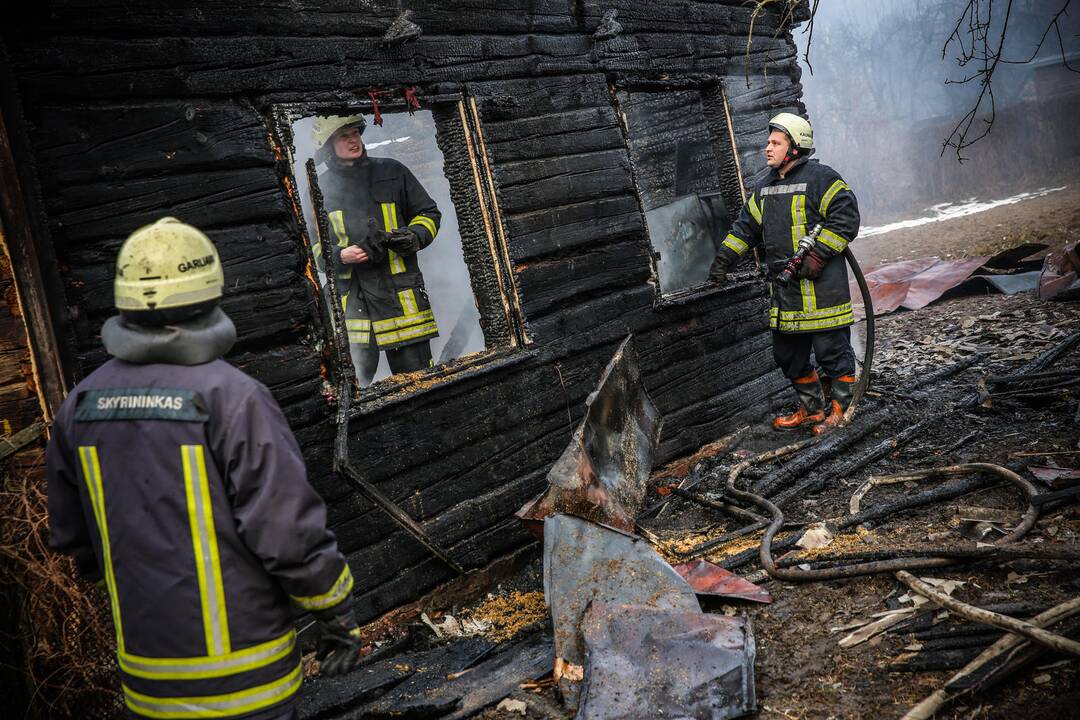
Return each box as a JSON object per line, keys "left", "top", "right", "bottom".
{"left": 0, "top": 1, "right": 1078, "bottom": 718}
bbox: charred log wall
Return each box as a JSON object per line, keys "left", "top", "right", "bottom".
{"left": 3, "top": 0, "right": 808, "bottom": 624}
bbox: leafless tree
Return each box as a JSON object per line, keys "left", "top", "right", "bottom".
{"left": 942, "top": 0, "right": 1077, "bottom": 160}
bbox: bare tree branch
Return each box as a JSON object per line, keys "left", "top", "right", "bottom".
{"left": 942, "top": 0, "right": 1077, "bottom": 161}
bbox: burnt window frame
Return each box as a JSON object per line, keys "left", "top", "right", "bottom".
{"left": 267, "top": 92, "right": 528, "bottom": 411}
{"left": 610, "top": 77, "right": 759, "bottom": 307}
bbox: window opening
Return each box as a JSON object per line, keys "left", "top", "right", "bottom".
{"left": 274, "top": 97, "right": 522, "bottom": 394}
{"left": 614, "top": 85, "right": 745, "bottom": 298}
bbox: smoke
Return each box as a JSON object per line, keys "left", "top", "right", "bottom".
{"left": 291, "top": 111, "right": 484, "bottom": 382}
{"left": 793, "top": 0, "right": 1080, "bottom": 224}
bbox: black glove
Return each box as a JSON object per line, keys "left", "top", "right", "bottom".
{"left": 388, "top": 227, "right": 423, "bottom": 255}
{"left": 800, "top": 249, "right": 828, "bottom": 280}
{"left": 359, "top": 218, "right": 389, "bottom": 264}
{"left": 708, "top": 254, "right": 732, "bottom": 283}
{"left": 315, "top": 610, "right": 366, "bottom": 677}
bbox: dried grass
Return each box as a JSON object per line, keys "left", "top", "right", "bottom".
{"left": 0, "top": 448, "right": 120, "bottom": 718}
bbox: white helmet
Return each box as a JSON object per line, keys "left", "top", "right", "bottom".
{"left": 114, "top": 217, "right": 223, "bottom": 312}
{"left": 311, "top": 114, "right": 366, "bottom": 153}
{"left": 768, "top": 112, "right": 814, "bottom": 157}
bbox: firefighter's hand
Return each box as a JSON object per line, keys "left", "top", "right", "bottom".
{"left": 315, "top": 611, "right": 366, "bottom": 676}
{"left": 340, "top": 245, "right": 370, "bottom": 264}
{"left": 388, "top": 227, "right": 422, "bottom": 255}
{"left": 800, "top": 249, "right": 827, "bottom": 280}
{"left": 708, "top": 254, "right": 732, "bottom": 283}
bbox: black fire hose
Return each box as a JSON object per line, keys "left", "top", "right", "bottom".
{"left": 842, "top": 247, "right": 875, "bottom": 425}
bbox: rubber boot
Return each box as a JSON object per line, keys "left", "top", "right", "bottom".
{"left": 773, "top": 371, "right": 827, "bottom": 430}
{"left": 813, "top": 375, "right": 856, "bottom": 435}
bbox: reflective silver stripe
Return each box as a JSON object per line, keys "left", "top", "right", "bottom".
{"left": 777, "top": 302, "right": 853, "bottom": 320}
{"left": 819, "top": 227, "right": 849, "bottom": 253}
{"left": 119, "top": 632, "right": 295, "bottom": 680}
{"left": 722, "top": 234, "right": 749, "bottom": 254}
{"left": 371, "top": 308, "right": 436, "bottom": 333}
{"left": 182, "top": 445, "right": 229, "bottom": 657}
{"left": 398, "top": 290, "right": 419, "bottom": 316}
{"left": 375, "top": 321, "right": 439, "bottom": 346}
{"left": 123, "top": 662, "right": 302, "bottom": 718}
{"left": 759, "top": 182, "right": 807, "bottom": 196}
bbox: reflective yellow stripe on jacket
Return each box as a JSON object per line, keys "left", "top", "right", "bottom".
{"left": 119, "top": 631, "right": 296, "bottom": 681}
{"left": 722, "top": 234, "right": 749, "bottom": 255}
{"left": 79, "top": 446, "right": 125, "bottom": 652}
{"left": 747, "top": 193, "right": 763, "bottom": 224}
{"left": 788, "top": 193, "right": 818, "bottom": 315}
{"left": 182, "top": 445, "right": 230, "bottom": 657}
{"left": 328, "top": 211, "right": 352, "bottom": 281}
{"left": 818, "top": 228, "right": 849, "bottom": 253}
{"left": 381, "top": 202, "right": 407, "bottom": 275}
{"left": 819, "top": 179, "right": 851, "bottom": 217}
{"left": 123, "top": 661, "right": 302, "bottom": 719}
{"left": 769, "top": 302, "right": 854, "bottom": 332}
{"left": 290, "top": 564, "right": 354, "bottom": 612}
{"left": 409, "top": 214, "right": 437, "bottom": 238}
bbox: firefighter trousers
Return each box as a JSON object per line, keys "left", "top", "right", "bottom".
{"left": 351, "top": 340, "right": 433, "bottom": 385}
{"left": 772, "top": 327, "right": 856, "bottom": 381}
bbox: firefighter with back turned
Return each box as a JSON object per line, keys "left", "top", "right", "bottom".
{"left": 47, "top": 218, "right": 369, "bottom": 720}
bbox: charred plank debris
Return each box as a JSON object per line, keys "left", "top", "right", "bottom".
{"left": 0, "top": 1, "right": 1078, "bottom": 718}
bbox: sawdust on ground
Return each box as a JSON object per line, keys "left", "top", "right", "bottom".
{"left": 463, "top": 590, "right": 548, "bottom": 643}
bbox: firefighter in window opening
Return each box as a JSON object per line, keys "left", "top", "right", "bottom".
{"left": 312, "top": 114, "right": 442, "bottom": 386}
{"left": 708, "top": 113, "right": 861, "bottom": 435}
{"left": 46, "top": 218, "right": 368, "bottom": 720}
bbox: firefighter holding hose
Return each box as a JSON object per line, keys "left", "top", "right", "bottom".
{"left": 709, "top": 113, "right": 861, "bottom": 435}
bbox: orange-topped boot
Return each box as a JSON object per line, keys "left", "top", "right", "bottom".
{"left": 812, "top": 375, "right": 857, "bottom": 435}
{"left": 773, "top": 371, "right": 827, "bottom": 430}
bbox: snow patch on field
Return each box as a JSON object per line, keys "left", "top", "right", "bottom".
{"left": 861, "top": 186, "right": 1068, "bottom": 238}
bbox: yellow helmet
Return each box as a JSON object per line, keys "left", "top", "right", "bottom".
{"left": 768, "top": 112, "right": 814, "bottom": 155}
{"left": 310, "top": 114, "right": 366, "bottom": 152}
{"left": 114, "top": 217, "right": 224, "bottom": 312}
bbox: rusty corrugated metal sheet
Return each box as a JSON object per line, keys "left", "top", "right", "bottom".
{"left": 851, "top": 256, "right": 991, "bottom": 318}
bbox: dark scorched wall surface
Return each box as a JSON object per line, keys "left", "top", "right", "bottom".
{"left": 3, "top": 0, "right": 809, "bottom": 624}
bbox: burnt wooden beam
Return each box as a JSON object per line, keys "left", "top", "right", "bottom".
{"left": 31, "top": 101, "right": 275, "bottom": 190}
{"left": 38, "top": 0, "right": 580, "bottom": 38}
{"left": 47, "top": 166, "right": 291, "bottom": 244}
{"left": 505, "top": 194, "right": 645, "bottom": 262}
{"left": 0, "top": 108, "right": 67, "bottom": 417}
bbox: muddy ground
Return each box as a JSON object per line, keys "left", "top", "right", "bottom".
{"left": 464, "top": 289, "right": 1079, "bottom": 720}
{"left": 305, "top": 189, "right": 1080, "bottom": 719}
{"left": 472, "top": 191, "right": 1080, "bottom": 720}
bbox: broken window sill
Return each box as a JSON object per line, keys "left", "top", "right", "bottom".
{"left": 653, "top": 274, "right": 762, "bottom": 310}
{"left": 349, "top": 345, "right": 537, "bottom": 417}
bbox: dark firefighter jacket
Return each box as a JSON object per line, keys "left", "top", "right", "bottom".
{"left": 716, "top": 157, "right": 860, "bottom": 333}
{"left": 319, "top": 153, "right": 442, "bottom": 350}
{"left": 47, "top": 330, "right": 354, "bottom": 720}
